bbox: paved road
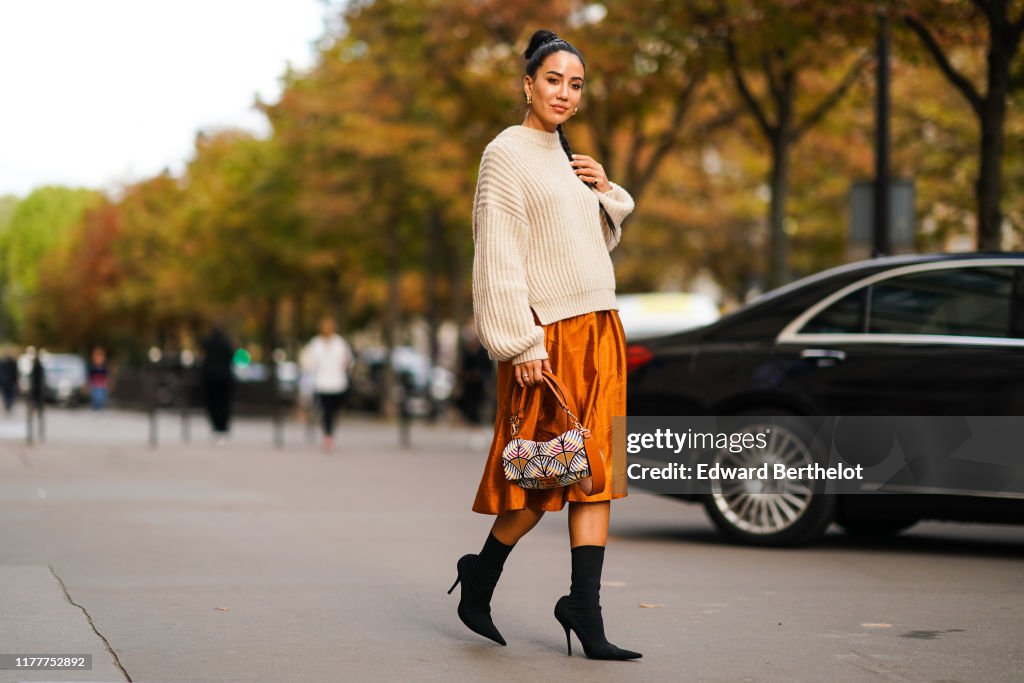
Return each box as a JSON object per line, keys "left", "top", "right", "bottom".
{"left": 1, "top": 407, "right": 1022, "bottom": 682}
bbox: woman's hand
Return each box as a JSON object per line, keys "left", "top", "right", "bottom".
{"left": 571, "top": 154, "right": 612, "bottom": 193}
{"left": 514, "top": 358, "right": 553, "bottom": 387}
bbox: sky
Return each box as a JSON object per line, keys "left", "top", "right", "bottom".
{"left": 0, "top": 0, "right": 330, "bottom": 197}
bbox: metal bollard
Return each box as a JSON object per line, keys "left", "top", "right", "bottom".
{"left": 180, "top": 371, "right": 191, "bottom": 444}
{"left": 25, "top": 402, "right": 33, "bottom": 446}
{"left": 397, "top": 371, "right": 412, "bottom": 449}
{"left": 270, "top": 353, "right": 285, "bottom": 449}
{"left": 148, "top": 363, "right": 159, "bottom": 449}
{"left": 27, "top": 357, "right": 45, "bottom": 445}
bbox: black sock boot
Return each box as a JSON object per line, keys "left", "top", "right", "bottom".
{"left": 553, "top": 545, "right": 642, "bottom": 660}
{"left": 448, "top": 532, "right": 514, "bottom": 645}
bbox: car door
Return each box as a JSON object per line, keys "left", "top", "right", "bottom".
{"left": 772, "top": 260, "right": 1024, "bottom": 415}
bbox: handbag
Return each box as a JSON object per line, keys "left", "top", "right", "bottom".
{"left": 500, "top": 370, "right": 605, "bottom": 494}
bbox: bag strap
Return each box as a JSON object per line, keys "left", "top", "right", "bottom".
{"left": 509, "top": 370, "right": 582, "bottom": 436}
{"left": 508, "top": 370, "right": 605, "bottom": 495}
{"left": 540, "top": 372, "right": 605, "bottom": 495}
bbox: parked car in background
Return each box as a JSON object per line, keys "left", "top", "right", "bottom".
{"left": 205, "top": 358, "right": 299, "bottom": 416}
{"left": 233, "top": 360, "right": 300, "bottom": 402}
{"left": 347, "top": 346, "right": 455, "bottom": 418}
{"left": 18, "top": 352, "right": 89, "bottom": 406}
{"left": 626, "top": 252, "right": 1024, "bottom": 546}
{"left": 616, "top": 292, "right": 719, "bottom": 341}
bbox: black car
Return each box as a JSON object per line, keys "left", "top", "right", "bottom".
{"left": 626, "top": 252, "right": 1024, "bottom": 546}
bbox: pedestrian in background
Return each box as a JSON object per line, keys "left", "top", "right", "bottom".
{"left": 29, "top": 352, "right": 45, "bottom": 413}
{"left": 455, "top": 321, "right": 494, "bottom": 425}
{"left": 0, "top": 347, "right": 17, "bottom": 414}
{"left": 87, "top": 347, "right": 111, "bottom": 411}
{"left": 300, "top": 316, "right": 353, "bottom": 453}
{"left": 200, "top": 325, "right": 235, "bottom": 445}
{"left": 449, "top": 30, "right": 640, "bottom": 660}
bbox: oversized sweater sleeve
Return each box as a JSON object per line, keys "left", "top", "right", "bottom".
{"left": 471, "top": 146, "right": 548, "bottom": 363}
{"left": 595, "top": 181, "right": 635, "bottom": 251}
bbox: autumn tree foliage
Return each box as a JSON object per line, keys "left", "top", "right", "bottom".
{"left": 2, "top": 0, "right": 1021, "bottom": 355}
{"left": 716, "top": 0, "right": 874, "bottom": 288}
{"left": 3, "top": 186, "right": 101, "bottom": 339}
{"left": 897, "top": 0, "right": 1024, "bottom": 249}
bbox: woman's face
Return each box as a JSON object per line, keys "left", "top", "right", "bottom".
{"left": 524, "top": 50, "right": 585, "bottom": 132}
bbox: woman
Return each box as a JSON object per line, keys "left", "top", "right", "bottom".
{"left": 448, "top": 30, "right": 640, "bottom": 661}
{"left": 300, "top": 316, "right": 353, "bottom": 452}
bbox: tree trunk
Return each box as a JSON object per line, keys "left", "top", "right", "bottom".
{"left": 426, "top": 206, "right": 443, "bottom": 366}
{"left": 293, "top": 291, "right": 304, "bottom": 356}
{"left": 329, "top": 267, "right": 348, "bottom": 333}
{"left": 767, "top": 132, "right": 792, "bottom": 289}
{"left": 382, "top": 210, "right": 402, "bottom": 417}
{"left": 263, "top": 295, "right": 279, "bottom": 357}
{"left": 976, "top": 41, "right": 1010, "bottom": 251}
{"left": 449, "top": 219, "right": 468, "bottom": 332}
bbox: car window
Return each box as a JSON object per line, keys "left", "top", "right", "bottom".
{"left": 868, "top": 266, "right": 1015, "bottom": 338}
{"left": 1012, "top": 267, "right": 1024, "bottom": 337}
{"left": 801, "top": 288, "right": 867, "bottom": 334}
{"left": 797, "top": 265, "right": 1023, "bottom": 339}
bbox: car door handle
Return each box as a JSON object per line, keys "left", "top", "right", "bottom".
{"left": 800, "top": 349, "right": 846, "bottom": 364}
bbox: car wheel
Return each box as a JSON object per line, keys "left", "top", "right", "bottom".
{"left": 701, "top": 415, "right": 835, "bottom": 547}
{"left": 838, "top": 518, "right": 918, "bottom": 538}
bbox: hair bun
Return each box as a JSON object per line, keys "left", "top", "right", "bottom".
{"left": 524, "top": 29, "right": 560, "bottom": 61}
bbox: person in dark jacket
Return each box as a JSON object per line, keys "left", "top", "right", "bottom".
{"left": 200, "top": 326, "right": 235, "bottom": 443}
{"left": 455, "top": 325, "right": 494, "bottom": 425}
{"left": 0, "top": 349, "right": 17, "bottom": 414}
{"left": 29, "top": 353, "right": 45, "bottom": 410}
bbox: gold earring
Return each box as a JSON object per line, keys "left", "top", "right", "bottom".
{"left": 527, "top": 93, "right": 533, "bottom": 104}
{"left": 573, "top": 107, "right": 578, "bottom": 115}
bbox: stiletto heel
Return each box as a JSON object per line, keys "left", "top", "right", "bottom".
{"left": 554, "top": 596, "right": 641, "bottom": 660}
{"left": 554, "top": 546, "right": 641, "bottom": 661}
{"left": 448, "top": 553, "right": 506, "bottom": 646}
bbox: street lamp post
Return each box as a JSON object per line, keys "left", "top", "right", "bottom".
{"left": 873, "top": 5, "right": 892, "bottom": 256}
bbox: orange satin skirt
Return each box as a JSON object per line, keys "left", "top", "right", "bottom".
{"left": 472, "top": 310, "right": 629, "bottom": 514}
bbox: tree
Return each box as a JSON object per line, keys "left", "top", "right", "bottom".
{"left": 717, "top": 0, "right": 871, "bottom": 288}
{"left": 177, "top": 130, "right": 308, "bottom": 355}
{"left": 566, "top": 1, "right": 732, "bottom": 206}
{"left": 29, "top": 199, "right": 124, "bottom": 348}
{"left": 899, "top": 0, "right": 1024, "bottom": 250}
{"left": 0, "top": 195, "right": 20, "bottom": 340}
{"left": 2, "top": 186, "right": 101, "bottom": 337}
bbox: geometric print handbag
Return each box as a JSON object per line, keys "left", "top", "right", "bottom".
{"left": 500, "top": 371, "right": 606, "bottom": 494}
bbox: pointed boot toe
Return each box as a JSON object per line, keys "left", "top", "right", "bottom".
{"left": 554, "top": 596, "right": 642, "bottom": 661}
{"left": 448, "top": 553, "right": 507, "bottom": 646}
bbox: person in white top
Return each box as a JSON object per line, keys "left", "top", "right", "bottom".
{"left": 300, "top": 316, "right": 354, "bottom": 452}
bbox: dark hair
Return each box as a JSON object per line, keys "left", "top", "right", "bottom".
{"left": 524, "top": 30, "right": 586, "bottom": 78}
{"left": 523, "top": 30, "right": 616, "bottom": 232}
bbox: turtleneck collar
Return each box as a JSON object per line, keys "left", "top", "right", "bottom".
{"left": 506, "top": 124, "right": 563, "bottom": 150}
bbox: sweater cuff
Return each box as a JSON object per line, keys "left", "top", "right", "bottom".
{"left": 596, "top": 182, "right": 635, "bottom": 227}
{"left": 511, "top": 337, "right": 549, "bottom": 364}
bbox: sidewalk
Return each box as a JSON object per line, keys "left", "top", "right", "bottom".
{"left": 1, "top": 406, "right": 1022, "bottom": 682}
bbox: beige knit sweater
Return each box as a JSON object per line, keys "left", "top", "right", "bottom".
{"left": 471, "top": 125, "right": 635, "bottom": 364}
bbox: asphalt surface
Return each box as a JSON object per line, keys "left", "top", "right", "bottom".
{"left": 1, "top": 406, "right": 1022, "bottom": 683}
